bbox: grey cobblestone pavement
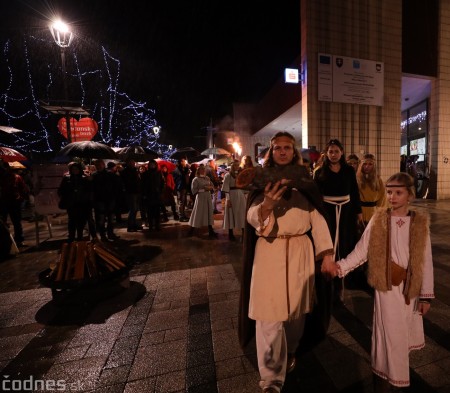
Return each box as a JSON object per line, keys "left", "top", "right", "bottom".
{"left": 0, "top": 200, "right": 449, "bottom": 392}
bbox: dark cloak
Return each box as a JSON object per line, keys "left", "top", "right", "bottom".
{"left": 238, "top": 166, "right": 333, "bottom": 351}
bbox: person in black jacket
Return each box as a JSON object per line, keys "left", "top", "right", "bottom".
{"left": 91, "top": 159, "right": 120, "bottom": 241}
{"left": 58, "top": 162, "right": 92, "bottom": 242}
{"left": 120, "top": 159, "right": 142, "bottom": 232}
{"left": 172, "top": 158, "right": 190, "bottom": 222}
{"left": 141, "top": 160, "right": 165, "bottom": 231}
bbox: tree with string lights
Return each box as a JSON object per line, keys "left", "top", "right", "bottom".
{"left": 0, "top": 28, "right": 173, "bottom": 158}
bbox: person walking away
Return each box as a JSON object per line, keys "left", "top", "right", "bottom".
{"left": 91, "top": 159, "right": 120, "bottom": 241}
{"left": 107, "top": 161, "right": 126, "bottom": 224}
{"left": 240, "top": 132, "right": 335, "bottom": 393}
{"left": 141, "top": 160, "right": 164, "bottom": 231}
{"left": 324, "top": 172, "right": 434, "bottom": 392}
{"left": 57, "top": 162, "right": 91, "bottom": 242}
{"left": 160, "top": 164, "right": 179, "bottom": 221}
{"left": 188, "top": 165, "right": 218, "bottom": 238}
{"left": 221, "top": 160, "right": 246, "bottom": 241}
{"left": 0, "top": 160, "right": 29, "bottom": 247}
{"left": 172, "top": 158, "right": 190, "bottom": 222}
{"left": 120, "top": 159, "right": 142, "bottom": 232}
{"left": 314, "top": 139, "right": 363, "bottom": 303}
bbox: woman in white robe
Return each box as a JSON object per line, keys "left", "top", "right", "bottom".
{"left": 222, "top": 161, "right": 247, "bottom": 240}
{"left": 188, "top": 166, "right": 218, "bottom": 238}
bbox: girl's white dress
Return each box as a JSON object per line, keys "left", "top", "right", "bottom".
{"left": 337, "top": 214, "right": 434, "bottom": 387}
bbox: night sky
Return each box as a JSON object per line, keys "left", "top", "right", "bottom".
{"left": 1, "top": 1, "right": 300, "bottom": 149}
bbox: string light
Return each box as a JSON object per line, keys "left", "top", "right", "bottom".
{"left": 0, "top": 33, "right": 175, "bottom": 158}
{"left": 401, "top": 110, "right": 427, "bottom": 130}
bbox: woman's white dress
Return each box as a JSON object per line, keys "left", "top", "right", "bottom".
{"left": 221, "top": 172, "right": 246, "bottom": 230}
{"left": 337, "top": 214, "right": 434, "bottom": 387}
{"left": 189, "top": 176, "right": 214, "bottom": 228}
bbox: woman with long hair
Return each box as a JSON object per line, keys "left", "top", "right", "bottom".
{"left": 313, "top": 139, "right": 363, "bottom": 301}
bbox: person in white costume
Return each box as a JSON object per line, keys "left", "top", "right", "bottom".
{"left": 244, "top": 132, "right": 335, "bottom": 393}
{"left": 325, "top": 172, "right": 434, "bottom": 392}
{"left": 221, "top": 160, "right": 246, "bottom": 240}
{"left": 188, "top": 165, "right": 218, "bottom": 238}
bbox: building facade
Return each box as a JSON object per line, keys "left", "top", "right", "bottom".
{"left": 235, "top": 0, "right": 450, "bottom": 199}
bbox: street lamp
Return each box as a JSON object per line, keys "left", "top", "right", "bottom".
{"left": 49, "top": 19, "right": 73, "bottom": 143}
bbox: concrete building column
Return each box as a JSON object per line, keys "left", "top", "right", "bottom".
{"left": 301, "top": 0, "right": 402, "bottom": 180}
{"left": 429, "top": 0, "right": 450, "bottom": 199}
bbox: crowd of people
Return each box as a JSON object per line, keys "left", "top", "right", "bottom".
{"left": 0, "top": 136, "right": 435, "bottom": 393}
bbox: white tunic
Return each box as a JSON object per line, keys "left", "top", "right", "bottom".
{"left": 247, "top": 189, "right": 333, "bottom": 321}
{"left": 189, "top": 176, "right": 214, "bottom": 227}
{"left": 221, "top": 172, "right": 246, "bottom": 230}
{"left": 337, "top": 214, "right": 434, "bottom": 387}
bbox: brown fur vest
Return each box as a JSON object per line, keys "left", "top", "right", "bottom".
{"left": 367, "top": 208, "right": 429, "bottom": 300}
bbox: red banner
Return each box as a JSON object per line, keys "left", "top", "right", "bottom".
{"left": 57, "top": 117, "right": 98, "bottom": 141}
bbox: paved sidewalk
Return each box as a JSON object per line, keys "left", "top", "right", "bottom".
{"left": 0, "top": 200, "right": 449, "bottom": 392}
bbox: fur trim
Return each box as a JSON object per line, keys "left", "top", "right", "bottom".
{"left": 367, "top": 208, "right": 429, "bottom": 299}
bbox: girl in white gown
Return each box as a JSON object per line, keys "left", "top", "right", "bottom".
{"left": 328, "top": 172, "right": 434, "bottom": 391}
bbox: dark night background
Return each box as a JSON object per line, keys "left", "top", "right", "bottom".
{"left": 0, "top": 0, "right": 301, "bottom": 150}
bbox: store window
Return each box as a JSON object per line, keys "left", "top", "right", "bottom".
{"left": 400, "top": 99, "right": 429, "bottom": 197}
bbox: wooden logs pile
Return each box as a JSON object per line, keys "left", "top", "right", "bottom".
{"left": 48, "top": 240, "right": 127, "bottom": 282}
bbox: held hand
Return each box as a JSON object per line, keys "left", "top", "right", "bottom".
{"left": 418, "top": 302, "right": 431, "bottom": 316}
{"left": 357, "top": 213, "right": 364, "bottom": 225}
{"left": 321, "top": 255, "right": 338, "bottom": 280}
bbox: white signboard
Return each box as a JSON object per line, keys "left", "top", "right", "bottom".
{"left": 284, "top": 68, "right": 299, "bottom": 84}
{"left": 32, "top": 164, "right": 68, "bottom": 215}
{"left": 318, "top": 53, "right": 384, "bottom": 106}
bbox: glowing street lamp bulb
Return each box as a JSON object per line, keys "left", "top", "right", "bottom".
{"left": 153, "top": 126, "right": 160, "bottom": 134}
{"left": 49, "top": 19, "right": 73, "bottom": 48}
{"left": 168, "top": 145, "right": 173, "bottom": 150}
{"left": 53, "top": 20, "right": 69, "bottom": 33}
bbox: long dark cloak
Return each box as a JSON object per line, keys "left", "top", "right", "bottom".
{"left": 238, "top": 169, "right": 333, "bottom": 351}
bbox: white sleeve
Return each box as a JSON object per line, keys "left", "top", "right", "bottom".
{"left": 420, "top": 235, "right": 435, "bottom": 299}
{"left": 336, "top": 218, "right": 373, "bottom": 277}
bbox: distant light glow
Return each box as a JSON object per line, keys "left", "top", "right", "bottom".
{"left": 232, "top": 142, "right": 242, "bottom": 156}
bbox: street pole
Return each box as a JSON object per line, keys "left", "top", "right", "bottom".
{"left": 49, "top": 19, "right": 73, "bottom": 144}
{"left": 60, "top": 46, "right": 72, "bottom": 143}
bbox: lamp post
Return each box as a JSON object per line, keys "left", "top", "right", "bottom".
{"left": 49, "top": 19, "right": 73, "bottom": 143}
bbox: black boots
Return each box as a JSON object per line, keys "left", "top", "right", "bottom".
{"left": 208, "top": 225, "right": 218, "bottom": 238}
{"left": 228, "top": 229, "right": 236, "bottom": 241}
